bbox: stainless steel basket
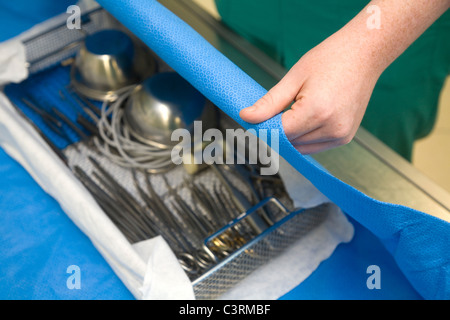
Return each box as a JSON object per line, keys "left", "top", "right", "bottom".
{"left": 192, "top": 198, "right": 330, "bottom": 299}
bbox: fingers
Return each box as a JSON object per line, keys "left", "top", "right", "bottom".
{"left": 238, "top": 60, "right": 359, "bottom": 155}
{"left": 285, "top": 112, "right": 354, "bottom": 154}
{"left": 281, "top": 98, "right": 354, "bottom": 154}
{"left": 239, "top": 71, "right": 302, "bottom": 124}
{"left": 281, "top": 98, "right": 322, "bottom": 140}
{"left": 292, "top": 140, "right": 345, "bottom": 155}
{"left": 289, "top": 128, "right": 353, "bottom": 154}
{"left": 289, "top": 121, "right": 354, "bottom": 146}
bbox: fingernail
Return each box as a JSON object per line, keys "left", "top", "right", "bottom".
{"left": 244, "top": 105, "right": 257, "bottom": 112}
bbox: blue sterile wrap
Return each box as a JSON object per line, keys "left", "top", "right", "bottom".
{"left": 95, "top": 0, "right": 450, "bottom": 299}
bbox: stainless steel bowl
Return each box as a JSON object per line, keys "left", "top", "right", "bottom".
{"left": 71, "top": 29, "right": 156, "bottom": 101}
{"left": 123, "top": 72, "right": 217, "bottom": 147}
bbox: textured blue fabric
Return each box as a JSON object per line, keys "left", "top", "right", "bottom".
{"left": 96, "top": 0, "right": 450, "bottom": 299}
{"left": 281, "top": 216, "right": 422, "bottom": 300}
{"left": 0, "top": 0, "right": 75, "bottom": 42}
{"left": 4, "top": 63, "right": 97, "bottom": 150}
{"left": 0, "top": 0, "right": 133, "bottom": 300}
{"left": 0, "top": 148, "right": 134, "bottom": 300}
{"left": 0, "top": 0, "right": 446, "bottom": 300}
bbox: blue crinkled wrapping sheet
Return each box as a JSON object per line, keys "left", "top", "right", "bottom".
{"left": 4, "top": 64, "right": 94, "bottom": 150}
{"left": 94, "top": 0, "right": 450, "bottom": 299}
{"left": 0, "top": 0, "right": 446, "bottom": 300}
{"left": 0, "top": 0, "right": 133, "bottom": 299}
{"left": 0, "top": 1, "right": 71, "bottom": 42}
{"left": 0, "top": 142, "right": 134, "bottom": 300}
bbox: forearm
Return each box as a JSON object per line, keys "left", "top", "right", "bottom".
{"left": 337, "top": 0, "right": 450, "bottom": 75}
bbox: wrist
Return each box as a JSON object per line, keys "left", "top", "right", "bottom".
{"left": 338, "top": 0, "right": 450, "bottom": 77}
{"left": 335, "top": 13, "right": 390, "bottom": 78}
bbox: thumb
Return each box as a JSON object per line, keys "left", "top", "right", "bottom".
{"left": 239, "top": 72, "right": 302, "bottom": 124}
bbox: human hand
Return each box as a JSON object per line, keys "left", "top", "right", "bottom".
{"left": 240, "top": 33, "right": 382, "bottom": 155}
{"left": 240, "top": 0, "right": 450, "bottom": 155}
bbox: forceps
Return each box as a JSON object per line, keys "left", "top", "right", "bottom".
{"left": 210, "top": 163, "right": 271, "bottom": 235}
{"left": 184, "top": 179, "right": 251, "bottom": 244}
{"left": 223, "top": 163, "right": 280, "bottom": 225}
{"left": 136, "top": 171, "right": 217, "bottom": 276}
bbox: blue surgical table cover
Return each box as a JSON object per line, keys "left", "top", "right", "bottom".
{"left": 0, "top": 0, "right": 447, "bottom": 299}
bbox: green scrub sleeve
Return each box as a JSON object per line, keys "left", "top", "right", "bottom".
{"left": 215, "top": 0, "right": 450, "bottom": 161}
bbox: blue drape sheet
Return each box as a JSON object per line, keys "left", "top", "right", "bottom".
{"left": 0, "top": 0, "right": 447, "bottom": 299}
{"left": 95, "top": 0, "right": 450, "bottom": 300}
